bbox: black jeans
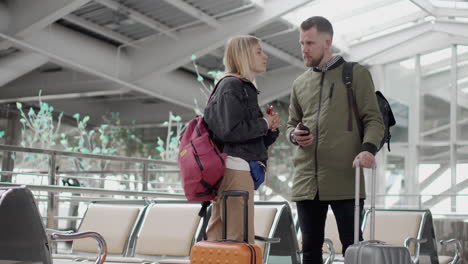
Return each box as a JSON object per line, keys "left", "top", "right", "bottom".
{"left": 297, "top": 196, "right": 364, "bottom": 264}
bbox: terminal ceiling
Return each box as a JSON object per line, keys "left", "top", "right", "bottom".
{"left": 0, "top": 0, "right": 467, "bottom": 144}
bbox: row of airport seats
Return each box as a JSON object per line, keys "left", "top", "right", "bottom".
{"left": 0, "top": 184, "right": 461, "bottom": 264}
{"left": 314, "top": 209, "right": 463, "bottom": 264}
{"left": 51, "top": 200, "right": 462, "bottom": 264}
{"left": 52, "top": 199, "right": 301, "bottom": 264}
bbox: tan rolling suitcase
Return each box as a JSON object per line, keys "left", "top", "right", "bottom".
{"left": 190, "top": 190, "right": 262, "bottom": 264}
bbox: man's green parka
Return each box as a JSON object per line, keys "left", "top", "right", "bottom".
{"left": 286, "top": 58, "right": 384, "bottom": 201}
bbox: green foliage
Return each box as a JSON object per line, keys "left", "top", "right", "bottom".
{"left": 15, "top": 91, "right": 63, "bottom": 167}
{"left": 156, "top": 112, "right": 183, "bottom": 161}
{"left": 14, "top": 90, "right": 179, "bottom": 165}
{"left": 60, "top": 112, "right": 153, "bottom": 170}
{"left": 190, "top": 54, "right": 224, "bottom": 115}
{"left": 16, "top": 93, "right": 63, "bottom": 150}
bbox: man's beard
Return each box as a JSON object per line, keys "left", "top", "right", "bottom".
{"left": 304, "top": 49, "right": 324, "bottom": 67}
{"left": 311, "top": 54, "right": 324, "bottom": 67}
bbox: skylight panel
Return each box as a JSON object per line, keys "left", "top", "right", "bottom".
{"left": 430, "top": 0, "right": 468, "bottom": 9}
{"left": 283, "top": 0, "right": 420, "bottom": 50}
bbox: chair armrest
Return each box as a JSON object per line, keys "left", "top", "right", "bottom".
{"left": 404, "top": 237, "right": 427, "bottom": 264}
{"left": 440, "top": 239, "right": 463, "bottom": 264}
{"left": 47, "top": 230, "right": 107, "bottom": 264}
{"left": 323, "top": 238, "right": 335, "bottom": 264}
{"left": 254, "top": 235, "right": 280, "bottom": 243}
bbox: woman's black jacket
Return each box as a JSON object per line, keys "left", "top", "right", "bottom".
{"left": 204, "top": 76, "right": 279, "bottom": 162}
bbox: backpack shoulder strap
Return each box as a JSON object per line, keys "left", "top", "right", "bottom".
{"left": 207, "top": 75, "right": 247, "bottom": 105}
{"left": 342, "top": 62, "right": 364, "bottom": 139}
{"left": 342, "top": 62, "right": 354, "bottom": 89}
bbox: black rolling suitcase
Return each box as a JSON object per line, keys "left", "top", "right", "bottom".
{"left": 344, "top": 162, "right": 413, "bottom": 264}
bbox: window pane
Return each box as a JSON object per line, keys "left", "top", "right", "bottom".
{"left": 421, "top": 48, "right": 451, "bottom": 142}
{"left": 384, "top": 155, "right": 406, "bottom": 208}
{"left": 419, "top": 145, "right": 451, "bottom": 213}
{"left": 384, "top": 59, "right": 415, "bottom": 143}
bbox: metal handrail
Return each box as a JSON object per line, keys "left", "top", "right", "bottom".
{"left": 0, "top": 144, "right": 177, "bottom": 165}
{"left": 0, "top": 169, "right": 180, "bottom": 175}
{"left": 0, "top": 183, "right": 184, "bottom": 199}
{"left": 404, "top": 237, "right": 428, "bottom": 264}
{"left": 49, "top": 230, "right": 107, "bottom": 264}
{"left": 323, "top": 238, "right": 335, "bottom": 264}
{"left": 440, "top": 239, "right": 463, "bottom": 264}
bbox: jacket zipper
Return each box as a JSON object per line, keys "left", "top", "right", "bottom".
{"left": 314, "top": 73, "right": 325, "bottom": 181}
{"left": 329, "top": 83, "right": 335, "bottom": 99}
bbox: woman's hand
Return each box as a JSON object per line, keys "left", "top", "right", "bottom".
{"left": 264, "top": 112, "right": 282, "bottom": 131}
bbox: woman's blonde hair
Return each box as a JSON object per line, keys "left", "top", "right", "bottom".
{"left": 223, "top": 35, "right": 261, "bottom": 79}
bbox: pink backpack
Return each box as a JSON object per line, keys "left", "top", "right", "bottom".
{"left": 178, "top": 76, "right": 239, "bottom": 202}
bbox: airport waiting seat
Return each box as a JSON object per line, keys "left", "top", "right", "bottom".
{"left": 255, "top": 201, "right": 301, "bottom": 264}
{"left": 53, "top": 201, "right": 147, "bottom": 261}
{"left": 362, "top": 209, "right": 442, "bottom": 264}
{"left": 106, "top": 201, "right": 203, "bottom": 264}
{"left": 254, "top": 203, "right": 281, "bottom": 256}
{"left": 363, "top": 210, "right": 426, "bottom": 260}
{"left": 323, "top": 209, "right": 460, "bottom": 264}
{"left": 0, "top": 185, "right": 107, "bottom": 264}
{"left": 438, "top": 239, "right": 463, "bottom": 264}
{"left": 321, "top": 209, "right": 434, "bottom": 263}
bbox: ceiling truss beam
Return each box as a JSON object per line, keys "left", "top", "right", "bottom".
{"left": 130, "top": 0, "right": 314, "bottom": 82}
{"left": 5, "top": 0, "right": 91, "bottom": 37}
{"left": 93, "top": 0, "right": 177, "bottom": 39}
{"left": 262, "top": 42, "right": 305, "bottom": 70}
{"left": 63, "top": 14, "right": 137, "bottom": 47}
{"left": 162, "top": 0, "right": 220, "bottom": 28}
{"left": 409, "top": 0, "right": 435, "bottom": 15}
{"left": 0, "top": 90, "right": 126, "bottom": 104}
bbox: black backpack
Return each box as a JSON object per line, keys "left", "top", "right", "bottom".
{"left": 342, "top": 62, "right": 396, "bottom": 152}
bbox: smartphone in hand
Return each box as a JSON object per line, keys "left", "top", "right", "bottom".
{"left": 298, "top": 122, "right": 310, "bottom": 136}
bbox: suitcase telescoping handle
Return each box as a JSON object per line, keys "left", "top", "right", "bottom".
{"left": 222, "top": 190, "right": 249, "bottom": 243}
{"left": 353, "top": 160, "right": 376, "bottom": 244}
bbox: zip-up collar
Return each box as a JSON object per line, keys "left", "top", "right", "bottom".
{"left": 312, "top": 56, "right": 345, "bottom": 72}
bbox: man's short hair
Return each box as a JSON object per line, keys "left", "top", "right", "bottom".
{"left": 300, "top": 16, "right": 333, "bottom": 39}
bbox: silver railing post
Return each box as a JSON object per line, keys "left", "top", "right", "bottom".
{"left": 142, "top": 163, "right": 148, "bottom": 191}
{"left": 47, "top": 152, "right": 58, "bottom": 230}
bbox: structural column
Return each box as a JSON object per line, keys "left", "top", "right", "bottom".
{"left": 406, "top": 55, "right": 421, "bottom": 208}
{"left": 371, "top": 64, "right": 387, "bottom": 207}
{"left": 450, "top": 45, "right": 458, "bottom": 212}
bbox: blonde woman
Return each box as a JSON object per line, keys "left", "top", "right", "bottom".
{"left": 203, "top": 35, "right": 281, "bottom": 243}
